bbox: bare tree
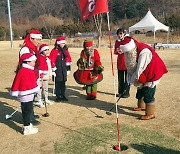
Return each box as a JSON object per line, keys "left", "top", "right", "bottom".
{"left": 93, "top": 14, "right": 103, "bottom": 48}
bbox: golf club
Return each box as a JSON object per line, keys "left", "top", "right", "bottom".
{"left": 106, "top": 93, "right": 123, "bottom": 115}
{"left": 86, "top": 107, "right": 103, "bottom": 118}
{"left": 106, "top": 87, "right": 128, "bottom": 115}
{"left": 52, "top": 74, "right": 56, "bottom": 96}
{"left": 6, "top": 106, "right": 21, "bottom": 119}
{"left": 42, "top": 101, "right": 49, "bottom": 117}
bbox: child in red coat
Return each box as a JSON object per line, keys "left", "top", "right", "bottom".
{"left": 35, "top": 44, "right": 53, "bottom": 107}
{"left": 10, "top": 53, "right": 39, "bottom": 135}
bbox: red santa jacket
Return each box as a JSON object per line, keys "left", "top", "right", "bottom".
{"left": 114, "top": 38, "right": 128, "bottom": 70}
{"left": 19, "top": 46, "right": 40, "bottom": 79}
{"left": 49, "top": 48, "right": 72, "bottom": 71}
{"left": 66, "top": 49, "right": 72, "bottom": 66}
{"left": 135, "top": 40, "right": 168, "bottom": 82}
{"left": 39, "top": 54, "right": 49, "bottom": 74}
{"left": 10, "top": 64, "right": 39, "bottom": 96}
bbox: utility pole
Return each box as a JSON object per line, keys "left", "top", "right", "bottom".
{"left": 7, "top": 0, "right": 13, "bottom": 48}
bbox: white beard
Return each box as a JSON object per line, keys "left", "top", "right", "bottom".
{"left": 124, "top": 47, "right": 137, "bottom": 76}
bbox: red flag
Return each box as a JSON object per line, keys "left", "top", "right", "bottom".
{"left": 78, "top": 0, "right": 108, "bottom": 21}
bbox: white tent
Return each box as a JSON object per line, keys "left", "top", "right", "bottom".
{"left": 129, "top": 9, "right": 169, "bottom": 43}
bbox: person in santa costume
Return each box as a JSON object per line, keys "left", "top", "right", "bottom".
{"left": 49, "top": 36, "right": 72, "bottom": 102}
{"left": 74, "top": 40, "right": 104, "bottom": 100}
{"left": 114, "top": 28, "right": 130, "bottom": 98}
{"left": 10, "top": 53, "right": 40, "bottom": 135}
{"left": 18, "top": 30, "right": 42, "bottom": 77}
{"left": 119, "top": 36, "right": 168, "bottom": 120}
{"left": 35, "top": 44, "right": 53, "bottom": 108}
{"left": 17, "top": 29, "right": 42, "bottom": 125}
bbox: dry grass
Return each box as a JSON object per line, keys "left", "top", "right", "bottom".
{"left": 0, "top": 40, "right": 180, "bottom": 154}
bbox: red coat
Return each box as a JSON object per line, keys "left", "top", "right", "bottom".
{"left": 66, "top": 49, "right": 72, "bottom": 66}
{"left": 19, "top": 46, "right": 40, "bottom": 79}
{"left": 39, "top": 54, "right": 49, "bottom": 74}
{"left": 10, "top": 64, "right": 39, "bottom": 96}
{"left": 135, "top": 41, "right": 168, "bottom": 82}
{"left": 114, "top": 39, "right": 127, "bottom": 70}
{"left": 49, "top": 48, "right": 72, "bottom": 70}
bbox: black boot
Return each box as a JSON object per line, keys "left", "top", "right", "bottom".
{"left": 61, "top": 95, "right": 68, "bottom": 101}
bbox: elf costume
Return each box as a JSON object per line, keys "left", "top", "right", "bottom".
{"left": 74, "top": 41, "right": 104, "bottom": 100}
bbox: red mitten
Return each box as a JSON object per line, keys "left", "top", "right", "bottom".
{"left": 138, "top": 73, "right": 146, "bottom": 84}
{"left": 40, "top": 73, "right": 44, "bottom": 78}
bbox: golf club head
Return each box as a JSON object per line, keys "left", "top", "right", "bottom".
{"left": 42, "top": 113, "right": 49, "bottom": 117}
{"left": 95, "top": 115, "right": 104, "bottom": 118}
{"left": 6, "top": 114, "right": 12, "bottom": 119}
{"left": 106, "top": 111, "right": 112, "bottom": 115}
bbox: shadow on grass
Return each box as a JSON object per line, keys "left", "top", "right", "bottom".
{"left": 0, "top": 101, "right": 22, "bottom": 134}
{"left": 0, "top": 88, "right": 17, "bottom": 101}
{"left": 40, "top": 118, "right": 113, "bottom": 146}
{"left": 131, "top": 143, "right": 180, "bottom": 154}
{"left": 48, "top": 85, "right": 141, "bottom": 119}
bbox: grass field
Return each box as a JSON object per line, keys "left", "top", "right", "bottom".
{"left": 0, "top": 39, "right": 179, "bottom": 154}
{"left": 54, "top": 123, "right": 180, "bottom": 154}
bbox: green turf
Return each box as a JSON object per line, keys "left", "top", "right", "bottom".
{"left": 54, "top": 123, "right": 180, "bottom": 154}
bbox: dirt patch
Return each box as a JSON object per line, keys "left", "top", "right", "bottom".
{"left": 0, "top": 40, "right": 179, "bottom": 153}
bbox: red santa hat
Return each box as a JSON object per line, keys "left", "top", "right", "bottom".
{"left": 56, "top": 36, "right": 66, "bottom": 45}
{"left": 29, "top": 30, "right": 42, "bottom": 39}
{"left": 20, "top": 53, "right": 37, "bottom": 63}
{"left": 84, "top": 41, "right": 93, "bottom": 47}
{"left": 120, "top": 37, "right": 136, "bottom": 52}
{"left": 39, "top": 44, "right": 49, "bottom": 53}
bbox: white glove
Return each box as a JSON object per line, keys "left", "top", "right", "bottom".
{"left": 52, "top": 71, "right": 56, "bottom": 77}
{"left": 67, "top": 70, "right": 71, "bottom": 75}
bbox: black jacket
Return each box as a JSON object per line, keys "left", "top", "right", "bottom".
{"left": 55, "top": 47, "right": 67, "bottom": 82}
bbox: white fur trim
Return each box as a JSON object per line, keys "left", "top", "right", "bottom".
{"left": 120, "top": 39, "right": 136, "bottom": 52}
{"left": 40, "top": 46, "right": 49, "bottom": 53}
{"left": 20, "top": 47, "right": 30, "bottom": 56}
{"left": 57, "top": 40, "right": 66, "bottom": 44}
{"left": 52, "top": 67, "right": 57, "bottom": 71}
{"left": 10, "top": 86, "right": 40, "bottom": 97}
{"left": 66, "top": 62, "right": 72, "bottom": 65}
{"left": 30, "top": 34, "right": 42, "bottom": 39}
{"left": 22, "top": 63, "right": 34, "bottom": 70}
{"left": 67, "top": 71, "right": 71, "bottom": 75}
{"left": 39, "top": 70, "right": 48, "bottom": 74}
{"left": 24, "top": 55, "right": 37, "bottom": 62}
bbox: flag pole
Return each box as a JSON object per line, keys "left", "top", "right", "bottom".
{"left": 106, "top": 12, "right": 121, "bottom": 151}
{"left": 7, "top": 0, "right": 13, "bottom": 48}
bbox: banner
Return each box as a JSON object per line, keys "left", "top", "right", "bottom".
{"left": 78, "top": 0, "right": 108, "bottom": 21}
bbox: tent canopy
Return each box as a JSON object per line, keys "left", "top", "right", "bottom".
{"left": 129, "top": 10, "right": 169, "bottom": 32}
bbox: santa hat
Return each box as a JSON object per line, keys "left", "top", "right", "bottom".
{"left": 39, "top": 44, "right": 49, "bottom": 53}
{"left": 20, "top": 53, "right": 37, "bottom": 62}
{"left": 29, "top": 30, "right": 42, "bottom": 39}
{"left": 84, "top": 41, "right": 93, "bottom": 47}
{"left": 56, "top": 36, "right": 66, "bottom": 45}
{"left": 120, "top": 37, "right": 136, "bottom": 52}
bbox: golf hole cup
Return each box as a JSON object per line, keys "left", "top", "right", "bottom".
{"left": 113, "top": 145, "right": 120, "bottom": 151}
